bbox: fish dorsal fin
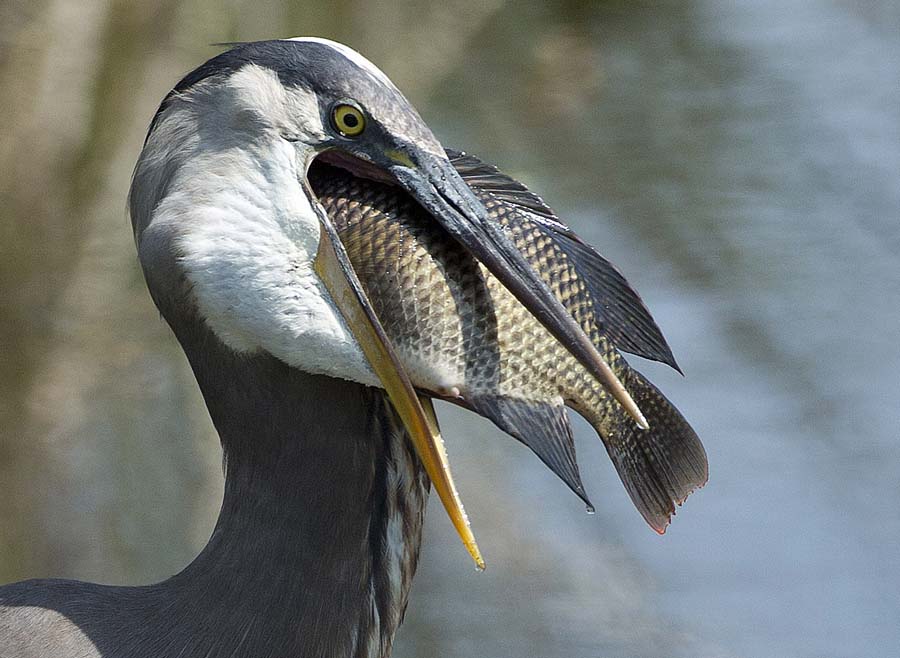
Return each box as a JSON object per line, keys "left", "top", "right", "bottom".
{"left": 446, "top": 149, "right": 562, "bottom": 223}
{"left": 447, "top": 149, "right": 680, "bottom": 371}
{"left": 547, "top": 231, "right": 679, "bottom": 371}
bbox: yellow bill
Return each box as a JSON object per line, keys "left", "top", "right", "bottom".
{"left": 315, "top": 217, "right": 485, "bottom": 571}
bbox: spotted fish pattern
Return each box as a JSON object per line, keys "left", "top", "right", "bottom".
{"left": 309, "top": 154, "right": 707, "bottom": 532}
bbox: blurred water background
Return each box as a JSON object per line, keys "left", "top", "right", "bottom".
{"left": 2, "top": 1, "right": 899, "bottom": 656}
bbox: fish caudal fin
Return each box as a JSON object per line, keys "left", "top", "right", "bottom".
{"left": 586, "top": 369, "right": 708, "bottom": 533}
{"left": 470, "top": 395, "right": 592, "bottom": 509}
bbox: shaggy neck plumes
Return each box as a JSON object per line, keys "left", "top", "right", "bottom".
{"left": 168, "top": 327, "right": 429, "bottom": 658}
{"left": 0, "top": 320, "right": 429, "bottom": 658}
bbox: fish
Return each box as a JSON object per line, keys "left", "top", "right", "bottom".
{"left": 308, "top": 150, "right": 708, "bottom": 533}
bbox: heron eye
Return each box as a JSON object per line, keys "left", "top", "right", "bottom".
{"left": 332, "top": 104, "right": 366, "bottom": 137}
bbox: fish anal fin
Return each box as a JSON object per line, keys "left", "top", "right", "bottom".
{"left": 469, "top": 394, "right": 591, "bottom": 509}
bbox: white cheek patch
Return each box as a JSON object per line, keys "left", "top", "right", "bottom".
{"left": 157, "top": 136, "right": 378, "bottom": 388}
{"left": 226, "top": 64, "right": 327, "bottom": 143}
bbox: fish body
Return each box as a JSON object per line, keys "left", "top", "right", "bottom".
{"left": 309, "top": 152, "right": 707, "bottom": 532}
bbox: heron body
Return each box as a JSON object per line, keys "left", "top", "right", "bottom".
{"left": 0, "top": 38, "right": 707, "bottom": 657}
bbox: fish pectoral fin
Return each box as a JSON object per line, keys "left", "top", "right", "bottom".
{"left": 584, "top": 368, "right": 708, "bottom": 534}
{"left": 469, "top": 395, "right": 591, "bottom": 510}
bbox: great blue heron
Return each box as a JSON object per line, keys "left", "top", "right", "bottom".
{"left": 0, "top": 38, "right": 707, "bottom": 657}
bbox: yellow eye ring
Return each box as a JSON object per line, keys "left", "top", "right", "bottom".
{"left": 332, "top": 104, "right": 366, "bottom": 137}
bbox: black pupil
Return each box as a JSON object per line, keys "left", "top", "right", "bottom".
{"left": 343, "top": 112, "right": 359, "bottom": 128}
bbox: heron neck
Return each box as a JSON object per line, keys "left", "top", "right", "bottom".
{"left": 166, "top": 323, "right": 428, "bottom": 658}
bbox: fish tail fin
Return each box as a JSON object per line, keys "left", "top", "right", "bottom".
{"left": 580, "top": 368, "right": 708, "bottom": 532}
{"left": 470, "top": 395, "right": 592, "bottom": 509}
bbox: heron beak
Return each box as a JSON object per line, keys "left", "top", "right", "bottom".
{"left": 386, "top": 150, "right": 649, "bottom": 430}
{"left": 313, "top": 212, "right": 486, "bottom": 571}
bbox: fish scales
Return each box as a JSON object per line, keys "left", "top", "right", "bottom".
{"left": 309, "top": 160, "right": 708, "bottom": 532}
{"left": 318, "top": 170, "right": 597, "bottom": 409}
